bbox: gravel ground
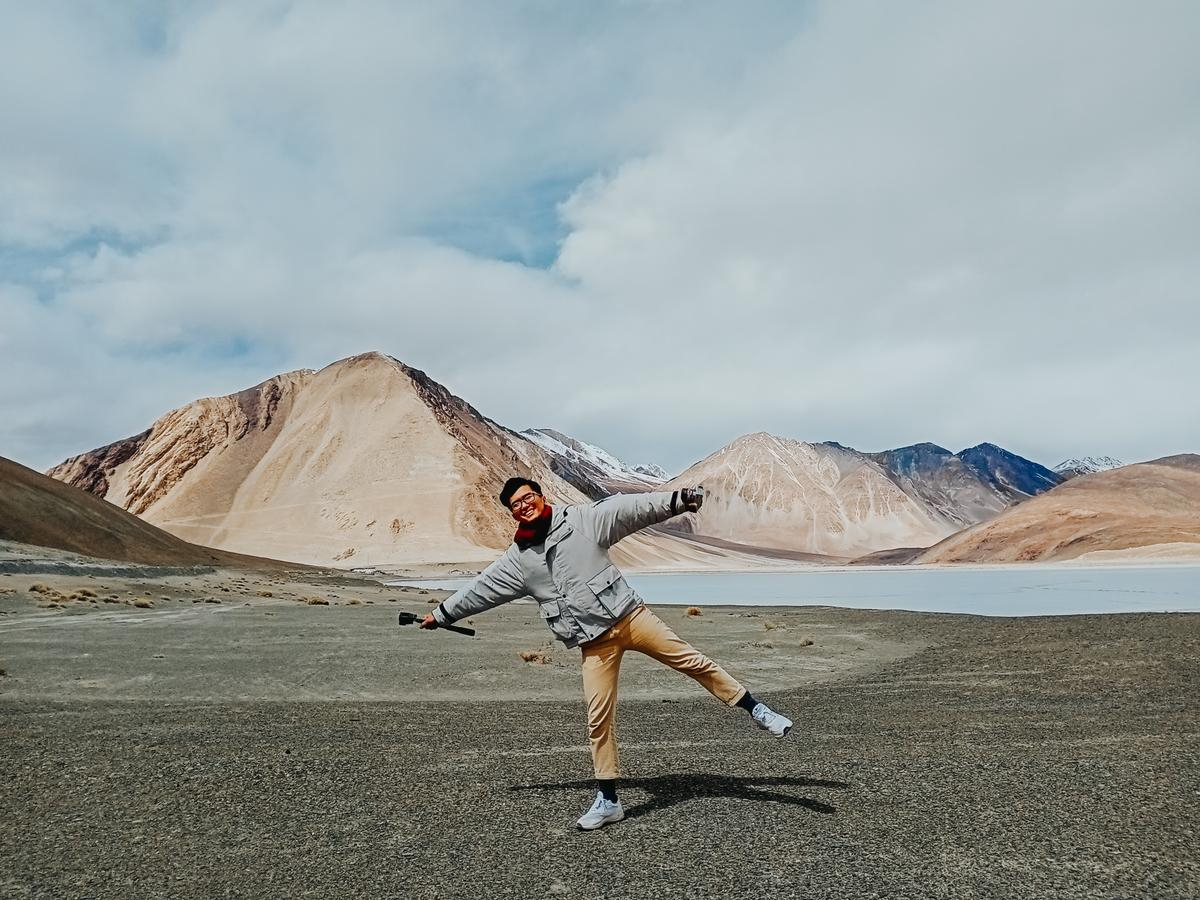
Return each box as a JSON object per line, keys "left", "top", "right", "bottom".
{"left": 1, "top": 569, "right": 1198, "bottom": 899}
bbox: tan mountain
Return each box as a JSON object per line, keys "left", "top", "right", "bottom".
{"left": 660, "top": 432, "right": 954, "bottom": 557}
{"left": 45, "top": 351, "right": 783, "bottom": 570}
{"left": 0, "top": 455, "right": 295, "bottom": 569}
{"left": 914, "top": 455, "right": 1200, "bottom": 563}
{"left": 47, "top": 352, "right": 588, "bottom": 567}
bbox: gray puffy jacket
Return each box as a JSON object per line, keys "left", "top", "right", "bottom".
{"left": 431, "top": 490, "right": 689, "bottom": 648}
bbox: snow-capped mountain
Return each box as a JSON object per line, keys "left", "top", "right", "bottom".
{"left": 1054, "top": 456, "right": 1124, "bottom": 478}
{"left": 632, "top": 463, "right": 669, "bottom": 480}
{"left": 521, "top": 428, "right": 668, "bottom": 498}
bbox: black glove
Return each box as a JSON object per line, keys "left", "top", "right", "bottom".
{"left": 680, "top": 486, "right": 705, "bottom": 512}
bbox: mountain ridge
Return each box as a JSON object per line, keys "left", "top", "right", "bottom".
{"left": 44, "top": 350, "right": 1179, "bottom": 566}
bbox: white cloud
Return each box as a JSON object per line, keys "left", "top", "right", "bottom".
{"left": 2, "top": 1, "right": 1197, "bottom": 475}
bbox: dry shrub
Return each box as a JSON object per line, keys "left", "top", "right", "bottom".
{"left": 306, "top": 596, "right": 329, "bottom": 606}
{"left": 204, "top": 597, "right": 222, "bottom": 604}
{"left": 72, "top": 588, "right": 97, "bottom": 599}
{"left": 519, "top": 650, "right": 549, "bottom": 665}
{"left": 132, "top": 598, "right": 154, "bottom": 609}
{"left": 426, "top": 597, "right": 438, "bottom": 604}
{"left": 799, "top": 638, "right": 814, "bottom": 647}
{"left": 685, "top": 606, "right": 702, "bottom": 617}
{"left": 256, "top": 590, "right": 273, "bottom": 597}
{"left": 29, "top": 583, "right": 51, "bottom": 594}
{"left": 345, "top": 597, "right": 362, "bottom": 605}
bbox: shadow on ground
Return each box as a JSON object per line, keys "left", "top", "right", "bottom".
{"left": 511, "top": 773, "right": 848, "bottom": 818}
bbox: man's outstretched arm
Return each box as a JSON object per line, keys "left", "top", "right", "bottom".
{"left": 425, "top": 547, "right": 526, "bottom": 626}
{"left": 583, "top": 488, "right": 704, "bottom": 549}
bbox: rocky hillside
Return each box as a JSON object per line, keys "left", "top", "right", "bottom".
{"left": 956, "top": 442, "right": 1063, "bottom": 500}
{"left": 660, "top": 433, "right": 954, "bottom": 557}
{"left": 1, "top": 455, "right": 297, "bottom": 569}
{"left": 915, "top": 454, "right": 1200, "bottom": 563}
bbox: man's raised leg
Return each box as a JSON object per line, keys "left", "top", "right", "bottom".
{"left": 625, "top": 605, "right": 793, "bottom": 735}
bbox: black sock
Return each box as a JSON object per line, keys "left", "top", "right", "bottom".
{"left": 736, "top": 690, "right": 759, "bottom": 714}
{"left": 597, "top": 779, "right": 618, "bottom": 802}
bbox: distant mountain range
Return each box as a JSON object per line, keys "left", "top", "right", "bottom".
{"left": 41, "top": 350, "right": 1174, "bottom": 567}
{"left": 644, "top": 434, "right": 1065, "bottom": 558}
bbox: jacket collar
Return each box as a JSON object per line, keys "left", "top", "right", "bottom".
{"left": 543, "top": 505, "right": 573, "bottom": 550}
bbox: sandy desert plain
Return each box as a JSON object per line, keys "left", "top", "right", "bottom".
{"left": 2, "top": 537, "right": 1198, "bottom": 900}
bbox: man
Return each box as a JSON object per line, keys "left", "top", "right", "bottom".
{"left": 421, "top": 477, "right": 793, "bottom": 830}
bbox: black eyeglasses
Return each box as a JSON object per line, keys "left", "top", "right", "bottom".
{"left": 509, "top": 493, "right": 542, "bottom": 511}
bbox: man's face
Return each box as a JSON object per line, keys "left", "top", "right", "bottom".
{"left": 508, "top": 485, "right": 546, "bottom": 524}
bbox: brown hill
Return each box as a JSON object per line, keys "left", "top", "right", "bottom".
{"left": 0, "top": 455, "right": 298, "bottom": 569}
{"left": 914, "top": 455, "right": 1200, "bottom": 563}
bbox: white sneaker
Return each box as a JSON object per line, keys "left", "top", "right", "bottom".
{"left": 576, "top": 792, "right": 625, "bottom": 830}
{"left": 750, "top": 702, "right": 792, "bottom": 737}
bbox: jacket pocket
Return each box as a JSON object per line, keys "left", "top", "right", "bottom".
{"left": 586, "top": 565, "right": 622, "bottom": 594}
{"left": 586, "top": 565, "right": 628, "bottom": 615}
{"left": 538, "top": 600, "right": 575, "bottom": 642}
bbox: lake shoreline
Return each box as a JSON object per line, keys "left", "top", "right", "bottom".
{"left": 384, "top": 563, "right": 1200, "bottom": 617}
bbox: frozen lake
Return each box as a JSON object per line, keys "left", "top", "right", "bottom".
{"left": 388, "top": 565, "right": 1200, "bottom": 617}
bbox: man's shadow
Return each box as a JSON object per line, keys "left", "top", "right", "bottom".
{"left": 511, "top": 774, "right": 847, "bottom": 819}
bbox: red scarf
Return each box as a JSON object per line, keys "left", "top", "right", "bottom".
{"left": 514, "top": 503, "right": 553, "bottom": 547}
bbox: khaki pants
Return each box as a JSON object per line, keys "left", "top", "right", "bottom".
{"left": 580, "top": 604, "right": 746, "bottom": 779}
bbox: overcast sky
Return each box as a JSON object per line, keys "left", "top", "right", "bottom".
{"left": 3, "top": 1, "right": 1197, "bottom": 476}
